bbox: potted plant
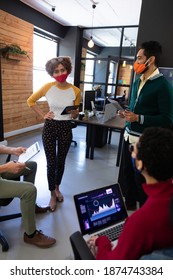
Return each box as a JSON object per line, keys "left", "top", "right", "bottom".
{"left": 0, "top": 43, "right": 29, "bottom": 60}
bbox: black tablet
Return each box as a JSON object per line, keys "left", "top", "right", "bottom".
{"left": 61, "top": 105, "right": 79, "bottom": 115}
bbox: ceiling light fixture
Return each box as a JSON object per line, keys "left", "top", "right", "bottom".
{"left": 40, "top": 0, "right": 56, "bottom": 12}
{"left": 88, "top": 4, "right": 96, "bottom": 49}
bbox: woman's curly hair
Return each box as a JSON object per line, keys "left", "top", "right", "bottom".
{"left": 45, "top": 56, "right": 72, "bottom": 76}
{"left": 137, "top": 127, "right": 173, "bottom": 181}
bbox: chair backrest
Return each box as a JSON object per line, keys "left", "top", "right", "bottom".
{"left": 70, "top": 121, "right": 77, "bottom": 129}
{"left": 69, "top": 231, "right": 95, "bottom": 260}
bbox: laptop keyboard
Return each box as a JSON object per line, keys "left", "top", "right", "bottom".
{"left": 97, "top": 222, "right": 124, "bottom": 241}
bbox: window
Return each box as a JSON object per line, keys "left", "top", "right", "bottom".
{"left": 33, "top": 33, "right": 58, "bottom": 96}
{"left": 83, "top": 52, "right": 95, "bottom": 91}
{"left": 107, "top": 60, "right": 117, "bottom": 95}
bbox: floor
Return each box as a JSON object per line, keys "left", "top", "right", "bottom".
{"left": 0, "top": 124, "right": 124, "bottom": 260}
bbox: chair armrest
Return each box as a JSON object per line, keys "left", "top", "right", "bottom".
{"left": 69, "top": 231, "right": 95, "bottom": 260}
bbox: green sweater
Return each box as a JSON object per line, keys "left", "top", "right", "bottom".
{"left": 126, "top": 74, "right": 173, "bottom": 136}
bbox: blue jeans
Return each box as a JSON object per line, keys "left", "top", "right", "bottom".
{"left": 140, "top": 247, "right": 173, "bottom": 260}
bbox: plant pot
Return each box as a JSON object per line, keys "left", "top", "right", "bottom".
{"left": 2, "top": 52, "right": 28, "bottom": 61}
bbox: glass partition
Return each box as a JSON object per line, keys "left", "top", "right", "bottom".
{"left": 81, "top": 25, "right": 138, "bottom": 104}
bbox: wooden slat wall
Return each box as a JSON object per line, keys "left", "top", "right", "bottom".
{"left": 0, "top": 10, "right": 48, "bottom": 135}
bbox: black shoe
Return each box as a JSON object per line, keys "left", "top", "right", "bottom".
{"left": 35, "top": 204, "right": 50, "bottom": 214}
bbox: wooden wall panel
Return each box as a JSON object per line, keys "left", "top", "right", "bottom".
{"left": 0, "top": 10, "right": 48, "bottom": 136}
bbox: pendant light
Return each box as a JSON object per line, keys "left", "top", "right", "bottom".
{"left": 88, "top": 4, "right": 96, "bottom": 48}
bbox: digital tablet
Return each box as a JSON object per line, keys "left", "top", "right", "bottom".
{"left": 61, "top": 105, "right": 79, "bottom": 115}
{"left": 18, "top": 142, "right": 40, "bottom": 163}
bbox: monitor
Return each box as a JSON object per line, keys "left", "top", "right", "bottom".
{"left": 159, "top": 67, "right": 173, "bottom": 87}
{"left": 83, "top": 90, "right": 95, "bottom": 111}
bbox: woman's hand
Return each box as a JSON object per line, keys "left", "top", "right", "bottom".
{"left": 70, "top": 109, "right": 79, "bottom": 119}
{"left": 44, "top": 111, "right": 55, "bottom": 120}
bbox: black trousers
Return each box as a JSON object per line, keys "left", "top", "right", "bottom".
{"left": 42, "top": 120, "right": 72, "bottom": 191}
{"left": 118, "top": 139, "right": 147, "bottom": 207}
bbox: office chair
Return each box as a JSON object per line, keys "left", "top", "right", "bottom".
{"left": 0, "top": 154, "right": 22, "bottom": 252}
{"left": 0, "top": 201, "right": 21, "bottom": 252}
{"left": 70, "top": 121, "right": 77, "bottom": 146}
{"left": 69, "top": 231, "right": 95, "bottom": 260}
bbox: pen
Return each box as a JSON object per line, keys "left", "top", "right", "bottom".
{"left": 13, "top": 160, "right": 31, "bottom": 171}
{"left": 25, "top": 166, "right": 31, "bottom": 171}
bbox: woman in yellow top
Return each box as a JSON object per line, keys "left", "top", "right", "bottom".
{"left": 27, "top": 57, "right": 81, "bottom": 211}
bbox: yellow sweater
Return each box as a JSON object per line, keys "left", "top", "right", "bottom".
{"left": 27, "top": 82, "right": 81, "bottom": 120}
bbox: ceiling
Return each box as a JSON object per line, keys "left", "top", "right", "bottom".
{"left": 20, "top": 0, "right": 142, "bottom": 47}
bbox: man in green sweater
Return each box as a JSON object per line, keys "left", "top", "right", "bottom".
{"left": 118, "top": 41, "right": 173, "bottom": 210}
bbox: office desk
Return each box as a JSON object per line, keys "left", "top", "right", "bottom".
{"left": 74, "top": 115, "right": 126, "bottom": 166}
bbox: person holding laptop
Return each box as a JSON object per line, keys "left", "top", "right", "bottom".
{"left": 27, "top": 56, "right": 81, "bottom": 212}
{"left": 87, "top": 127, "right": 173, "bottom": 259}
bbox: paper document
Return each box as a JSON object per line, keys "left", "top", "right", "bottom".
{"left": 18, "top": 142, "right": 40, "bottom": 163}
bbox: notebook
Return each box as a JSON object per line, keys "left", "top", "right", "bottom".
{"left": 74, "top": 183, "right": 128, "bottom": 244}
{"left": 18, "top": 142, "right": 40, "bottom": 163}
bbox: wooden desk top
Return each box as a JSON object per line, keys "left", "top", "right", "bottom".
{"left": 74, "top": 114, "right": 126, "bottom": 129}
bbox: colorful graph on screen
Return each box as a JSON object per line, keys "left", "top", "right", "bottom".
{"left": 87, "top": 197, "right": 121, "bottom": 222}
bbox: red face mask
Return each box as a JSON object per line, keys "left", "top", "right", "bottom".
{"left": 133, "top": 58, "right": 150, "bottom": 74}
{"left": 54, "top": 73, "right": 68, "bottom": 83}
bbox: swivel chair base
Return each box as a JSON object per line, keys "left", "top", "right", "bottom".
{"left": 0, "top": 231, "right": 9, "bottom": 252}
{"left": 0, "top": 213, "right": 22, "bottom": 252}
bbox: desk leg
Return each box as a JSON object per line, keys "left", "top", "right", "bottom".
{"left": 85, "top": 124, "right": 95, "bottom": 160}
{"left": 90, "top": 125, "right": 95, "bottom": 159}
{"left": 86, "top": 124, "right": 90, "bottom": 158}
{"left": 108, "top": 128, "right": 112, "bottom": 144}
{"left": 116, "top": 129, "right": 124, "bottom": 167}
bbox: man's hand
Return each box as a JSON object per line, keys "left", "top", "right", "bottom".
{"left": 118, "top": 110, "right": 125, "bottom": 118}
{"left": 13, "top": 147, "right": 27, "bottom": 156}
{"left": 5, "top": 161, "right": 26, "bottom": 174}
{"left": 124, "top": 110, "right": 139, "bottom": 122}
{"left": 87, "top": 235, "right": 99, "bottom": 257}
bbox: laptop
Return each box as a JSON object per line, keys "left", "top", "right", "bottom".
{"left": 107, "top": 98, "right": 124, "bottom": 111}
{"left": 99, "top": 103, "right": 117, "bottom": 123}
{"left": 74, "top": 183, "right": 128, "bottom": 245}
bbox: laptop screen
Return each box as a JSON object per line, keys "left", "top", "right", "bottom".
{"left": 74, "top": 184, "right": 128, "bottom": 235}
